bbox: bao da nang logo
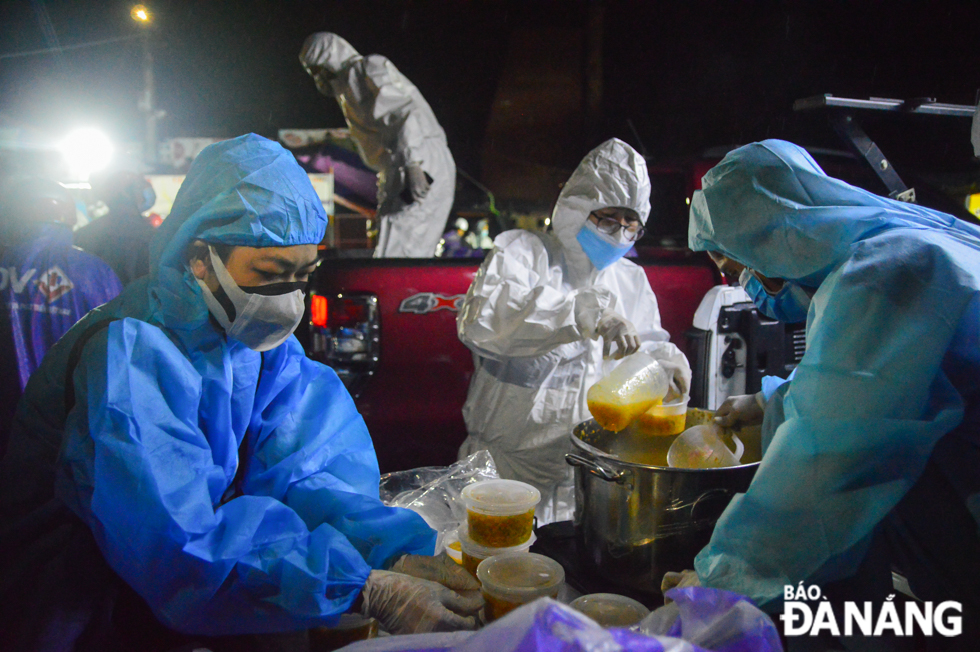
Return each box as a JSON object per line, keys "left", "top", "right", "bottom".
{"left": 781, "top": 584, "right": 962, "bottom": 638}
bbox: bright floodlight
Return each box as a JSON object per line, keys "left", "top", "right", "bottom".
{"left": 59, "top": 128, "right": 114, "bottom": 181}
{"left": 131, "top": 4, "right": 151, "bottom": 23}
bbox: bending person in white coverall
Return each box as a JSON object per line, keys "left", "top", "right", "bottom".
{"left": 300, "top": 32, "right": 456, "bottom": 258}
{"left": 456, "top": 139, "right": 690, "bottom": 524}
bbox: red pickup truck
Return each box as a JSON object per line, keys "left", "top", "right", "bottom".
{"left": 299, "top": 250, "right": 719, "bottom": 474}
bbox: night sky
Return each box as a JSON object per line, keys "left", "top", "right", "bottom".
{"left": 2, "top": 1, "right": 979, "bottom": 184}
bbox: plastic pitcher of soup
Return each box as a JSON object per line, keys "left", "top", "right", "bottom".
{"left": 586, "top": 353, "right": 669, "bottom": 432}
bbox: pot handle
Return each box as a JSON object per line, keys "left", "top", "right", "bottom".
{"left": 565, "top": 453, "right": 627, "bottom": 484}
{"left": 691, "top": 487, "right": 736, "bottom": 521}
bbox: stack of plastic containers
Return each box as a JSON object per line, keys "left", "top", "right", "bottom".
{"left": 459, "top": 479, "right": 563, "bottom": 622}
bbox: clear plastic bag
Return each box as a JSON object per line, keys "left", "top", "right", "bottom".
{"left": 337, "top": 598, "right": 716, "bottom": 652}
{"left": 335, "top": 591, "right": 781, "bottom": 652}
{"left": 638, "top": 587, "right": 783, "bottom": 652}
{"left": 379, "top": 450, "right": 499, "bottom": 555}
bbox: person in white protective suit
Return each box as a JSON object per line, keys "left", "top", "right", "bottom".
{"left": 300, "top": 32, "right": 456, "bottom": 258}
{"left": 456, "top": 139, "right": 691, "bottom": 524}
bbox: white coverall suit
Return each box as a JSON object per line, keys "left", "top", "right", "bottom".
{"left": 300, "top": 33, "right": 456, "bottom": 258}
{"left": 457, "top": 139, "right": 689, "bottom": 524}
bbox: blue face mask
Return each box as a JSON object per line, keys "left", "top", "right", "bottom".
{"left": 576, "top": 220, "right": 633, "bottom": 270}
{"left": 139, "top": 185, "right": 157, "bottom": 213}
{"left": 739, "top": 268, "right": 811, "bottom": 323}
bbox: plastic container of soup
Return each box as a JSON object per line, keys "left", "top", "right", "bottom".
{"left": 443, "top": 529, "right": 463, "bottom": 565}
{"left": 633, "top": 398, "right": 689, "bottom": 437}
{"left": 477, "top": 552, "right": 565, "bottom": 622}
{"left": 458, "top": 524, "right": 536, "bottom": 577}
{"left": 586, "top": 353, "right": 669, "bottom": 432}
{"left": 461, "top": 479, "right": 540, "bottom": 548}
{"left": 569, "top": 593, "right": 650, "bottom": 628}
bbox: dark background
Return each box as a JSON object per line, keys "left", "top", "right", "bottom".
{"left": 2, "top": 0, "right": 979, "bottom": 190}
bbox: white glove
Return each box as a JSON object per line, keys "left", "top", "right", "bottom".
{"left": 389, "top": 553, "right": 481, "bottom": 593}
{"left": 714, "top": 393, "right": 765, "bottom": 429}
{"left": 360, "top": 570, "right": 483, "bottom": 635}
{"left": 406, "top": 162, "right": 431, "bottom": 201}
{"left": 656, "top": 355, "right": 691, "bottom": 402}
{"left": 661, "top": 569, "right": 701, "bottom": 603}
{"left": 595, "top": 310, "right": 640, "bottom": 359}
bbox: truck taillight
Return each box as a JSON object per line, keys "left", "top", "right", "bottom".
{"left": 311, "top": 294, "right": 328, "bottom": 327}
{"left": 330, "top": 299, "right": 368, "bottom": 328}
{"left": 307, "top": 292, "right": 380, "bottom": 397}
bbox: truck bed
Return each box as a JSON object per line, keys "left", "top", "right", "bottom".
{"left": 305, "top": 251, "right": 719, "bottom": 473}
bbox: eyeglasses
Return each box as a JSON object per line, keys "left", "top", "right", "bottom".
{"left": 591, "top": 213, "right": 646, "bottom": 242}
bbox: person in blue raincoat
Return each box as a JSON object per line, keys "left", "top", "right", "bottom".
{"left": 682, "top": 139, "right": 980, "bottom": 648}
{"left": 0, "top": 177, "right": 122, "bottom": 456}
{"left": 0, "top": 135, "right": 481, "bottom": 651}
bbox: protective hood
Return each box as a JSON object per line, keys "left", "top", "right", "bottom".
{"left": 150, "top": 134, "right": 327, "bottom": 276}
{"left": 299, "top": 32, "right": 362, "bottom": 76}
{"left": 688, "top": 139, "right": 975, "bottom": 286}
{"left": 552, "top": 138, "right": 651, "bottom": 280}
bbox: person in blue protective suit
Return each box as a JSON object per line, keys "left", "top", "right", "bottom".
{"left": 707, "top": 250, "right": 807, "bottom": 429}
{"left": 0, "top": 135, "right": 481, "bottom": 651}
{"left": 675, "top": 139, "right": 980, "bottom": 649}
{"left": 0, "top": 177, "right": 122, "bottom": 456}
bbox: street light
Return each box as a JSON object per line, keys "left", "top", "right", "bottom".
{"left": 131, "top": 5, "right": 151, "bottom": 24}
{"left": 59, "top": 128, "right": 114, "bottom": 181}
{"left": 130, "top": 4, "right": 163, "bottom": 168}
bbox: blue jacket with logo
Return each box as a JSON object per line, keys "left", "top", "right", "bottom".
{"left": 0, "top": 222, "right": 121, "bottom": 453}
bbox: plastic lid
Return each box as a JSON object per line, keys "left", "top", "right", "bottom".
{"left": 458, "top": 524, "right": 537, "bottom": 559}
{"left": 461, "top": 479, "right": 541, "bottom": 515}
{"left": 569, "top": 593, "right": 650, "bottom": 628}
{"left": 476, "top": 552, "right": 564, "bottom": 599}
{"left": 647, "top": 397, "right": 689, "bottom": 414}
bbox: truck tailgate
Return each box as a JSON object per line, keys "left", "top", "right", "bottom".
{"left": 311, "top": 258, "right": 480, "bottom": 472}
{"left": 309, "top": 255, "right": 718, "bottom": 473}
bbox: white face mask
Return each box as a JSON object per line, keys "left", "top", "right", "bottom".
{"left": 196, "top": 245, "right": 306, "bottom": 352}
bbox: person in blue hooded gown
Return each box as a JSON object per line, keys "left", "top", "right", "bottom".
{"left": 0, "top": 135, "right": 480, "bottom": 651}
{"left": 684, "top": 139, "right": 980, "bottom": 648}
{"left": 706, "top": 250, "right": 808, "bottom": 430}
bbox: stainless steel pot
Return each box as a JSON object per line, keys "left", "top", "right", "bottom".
{"left": 566, "top": 415, "right": 760, "bottom": 595}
